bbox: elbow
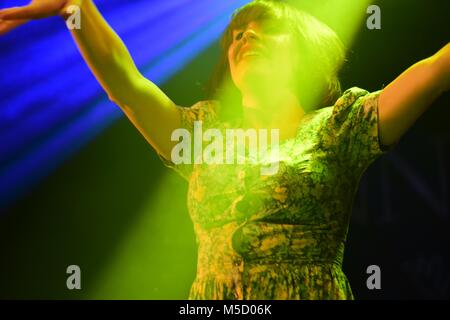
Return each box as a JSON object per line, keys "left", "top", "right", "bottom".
{"left": 102, "top": 75, "right": 135, "bottom": 106}
{"left": 107, "top": 92, "right": 120, "bottom": 105}
{"left": 101, "top": 71, "right": 146, "bottom": 109}
{"left": 106, "top": 90, "right": 134, "bottom": 114}
{"left": 104, "top": 87, "right": 129, "bottom": 110}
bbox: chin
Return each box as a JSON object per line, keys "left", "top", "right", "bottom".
{"left": 236, "top": 65, "right": 274, "bottom": 88}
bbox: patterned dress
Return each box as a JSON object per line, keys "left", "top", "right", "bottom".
{"left": 158, "top": 87, "right": 395, "bottom": 300}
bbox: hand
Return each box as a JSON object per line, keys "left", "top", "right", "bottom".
{"left": 0, "top": 0, "right": 74, "bottom": 35}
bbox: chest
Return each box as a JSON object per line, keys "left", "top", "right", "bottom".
{"left": 186, "top": 135, "right": 345, "bottom": 229}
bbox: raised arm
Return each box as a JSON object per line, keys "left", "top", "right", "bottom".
{"left": 0, "top": 0, "right": 181, "bottom": 160}
{"left": 378, "top": 42, "right": 450, "bottom": 147}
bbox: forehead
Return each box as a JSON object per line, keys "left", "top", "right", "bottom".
{"left": 229, "top": 4, "right": 284, "bottom": 31}
{"left": 222, "top": 3, "right": 294, "bottom": 50}
{"left": 231, "top": 21, "right": 262, "bottom": 33}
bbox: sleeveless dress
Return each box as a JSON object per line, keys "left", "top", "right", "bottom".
{"left": 158, "top": 87, "right": 394, "bottom": 299}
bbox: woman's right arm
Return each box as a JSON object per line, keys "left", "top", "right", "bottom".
{"left": 0, "top": 0, "right": 181, "bottom": 160}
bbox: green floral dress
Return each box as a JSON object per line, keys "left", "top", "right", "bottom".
{"left": 159, "top": 87, "right": 394, "bottom": 300}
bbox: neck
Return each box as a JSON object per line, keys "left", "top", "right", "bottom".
{"left": 240, "top": 87, "right": 305, "bottom": 140}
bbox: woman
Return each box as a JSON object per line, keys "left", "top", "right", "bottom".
{"left": 0, "top": 0, "right": 449, "bottom": 299}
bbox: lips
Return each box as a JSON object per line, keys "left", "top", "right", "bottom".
{"left": 238, "top": 45, "right": 265, "bottom": 62}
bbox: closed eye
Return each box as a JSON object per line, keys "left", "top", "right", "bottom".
{"left": 235, "top": 31, "right": 244, "bottom": 41}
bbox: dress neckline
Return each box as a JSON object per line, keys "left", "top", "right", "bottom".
{"left": 218, "top": 110, "right": 315, "bottom": 147}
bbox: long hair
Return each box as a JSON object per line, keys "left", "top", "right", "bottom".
{"left": 207, "top": 0, "right": 346, "bottom": 119}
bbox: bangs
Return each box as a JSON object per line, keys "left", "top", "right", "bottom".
{"left": 229, "top": 2, "right": 283, "bottom": 31}
{"left": 222, "top": 1, "right": 289, "bottom": 49}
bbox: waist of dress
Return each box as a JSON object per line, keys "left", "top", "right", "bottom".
{"left": 229, "top": 221, "right": 346, "bottom": 265}
{"left": 241, "top": 255, "right": 344, "bottom": 266}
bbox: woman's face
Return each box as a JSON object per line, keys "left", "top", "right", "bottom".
{"left": 228, "top": 19, "right": 298, "bottom": 94}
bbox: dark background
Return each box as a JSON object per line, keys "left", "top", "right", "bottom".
{"left": 0, "top": 0, "right": 449, "bottom": 299}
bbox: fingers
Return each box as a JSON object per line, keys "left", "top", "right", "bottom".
{"left": 0, "top": 2, "right": 58, "bottom": 20}
{"left": 0, "top": 6, "right": 35, "bottom": 20}
{"left": 0, "top": 19, "right": 29, "bottom": 36}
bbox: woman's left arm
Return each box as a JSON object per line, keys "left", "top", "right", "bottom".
{"left": 378, "top": 42, "right": 450, "bottom": 147}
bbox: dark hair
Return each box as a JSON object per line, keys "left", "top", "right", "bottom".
{"left": 208, "top": 0, "right": 346, "bottom": 118}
